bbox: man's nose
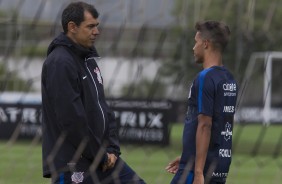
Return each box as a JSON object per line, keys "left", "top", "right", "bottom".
{"left": 93, "top": 27, "right": 99, "bottom": 35}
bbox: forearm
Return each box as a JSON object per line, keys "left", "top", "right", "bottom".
{"left": 195, "top": 115, "right": 212, "bottom": 176}
{"left": 106, "top": 111, "right": 121, "bottom": 156}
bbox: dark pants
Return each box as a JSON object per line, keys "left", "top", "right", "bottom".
{"left": 52, "top": 158, "right": 145, "bottom": 184}
{"left": 171, "top": 170, "right": 226, "bottom": 184}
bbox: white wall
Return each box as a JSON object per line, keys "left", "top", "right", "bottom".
{"left": 1, "top": 57, "right": 161, "bottom": 96}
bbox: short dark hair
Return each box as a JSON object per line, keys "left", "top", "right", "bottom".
{"left": 195, "top": 20, "right": 231, "bottom": 52}
{"left": 61, "top": 1, "right": 99, "bottom": 33}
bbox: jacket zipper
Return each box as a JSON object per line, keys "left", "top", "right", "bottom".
{"left": 85, "top": 59, "right": 105, "bottom": 135}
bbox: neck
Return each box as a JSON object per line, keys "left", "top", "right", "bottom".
{"left": 203, "top": 50, "right": 223, "bottom": 69}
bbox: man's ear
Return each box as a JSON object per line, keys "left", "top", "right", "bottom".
{"left": 204, "top": 40, "right": 209, "bottom": 49}
{"left": 67, "top": 21, "right": 77, "bottom": 34}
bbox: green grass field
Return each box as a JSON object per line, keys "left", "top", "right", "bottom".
{"left": 0, "top": 124, "right": 281, "bottom": 184}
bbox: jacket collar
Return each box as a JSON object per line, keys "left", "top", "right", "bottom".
{"left": 47, "top": 33, "right": 100, "bottom": 59}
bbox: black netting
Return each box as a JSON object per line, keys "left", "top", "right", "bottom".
{"left": 0, "top": 0, "right": 281, "bottom": 184}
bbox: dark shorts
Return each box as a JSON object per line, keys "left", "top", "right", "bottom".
{"left": 52, "top": 158, "right": 145, "bottom": 184}
{"left": 170, "top": 170, "right": 226, "bottom": 184}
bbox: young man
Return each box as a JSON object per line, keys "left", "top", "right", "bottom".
{"left": 165, "top": 20, "right": 238, "bottom": 184}
{"left": 41, "top": 2, "right": 145, "bottom": 183}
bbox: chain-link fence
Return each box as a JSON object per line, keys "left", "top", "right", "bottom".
{"left": 0, "top": 0, "right": 281, "bottom": 184}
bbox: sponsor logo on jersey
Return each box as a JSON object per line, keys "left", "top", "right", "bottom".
{"left": 219, "top": 149, "right": 232, "bottom": 157}
{"left": 223, "top": 106, "right": 235, "bottom": 113}
{"left": 71, "top": 172, "right": 84, "bottom": 183}
{"left": 224, "top": 92, "right": 236, "bottom": 96}
{"left": 221, "top": 122, "right": 232, "bottom": 141}
{"left": 212, "top": 172, "right": 228, "bottom": 178}
{"left": 94, "top": 67, "right": 103, "bottom": 84}
{"left": 223, "top": 83, "right": 236, "bottom": 92}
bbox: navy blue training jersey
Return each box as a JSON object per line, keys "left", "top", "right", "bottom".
{"left": 176, "top": 66, "right": 237, "bottom": 183}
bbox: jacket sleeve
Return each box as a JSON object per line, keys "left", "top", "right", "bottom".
{"left": 46, "top": 52, "right": 107, "bottom": 163}
{"left": 105, "top": 110, "right": 121, "bottom": 156}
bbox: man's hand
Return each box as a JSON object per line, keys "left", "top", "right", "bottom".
{"left": 193, "top": 173, "right": 204, "bottom": 184}
{"left": 102, "top": 153, "right": 117, "bottom": 172}
{"left": 165, "top": 156, "right": 180, "bottom": 174}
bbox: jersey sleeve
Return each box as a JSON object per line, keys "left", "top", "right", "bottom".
{"left": 197, "top": 69, "right": 215, "bottom": 116}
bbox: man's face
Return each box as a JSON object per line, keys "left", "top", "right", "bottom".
{"left": 193, "top": 32, "right": 205, "bottom": 64}
{"left": 72, "top": 11, "right": 99, "bottom": 49}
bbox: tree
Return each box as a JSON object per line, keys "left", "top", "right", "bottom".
{"left": 158, "top": 0, "right": 282, "bottom": 99}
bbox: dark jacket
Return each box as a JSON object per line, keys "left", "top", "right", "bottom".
{"left": 41, "top": 33, "right": 120, "bottom": 177}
